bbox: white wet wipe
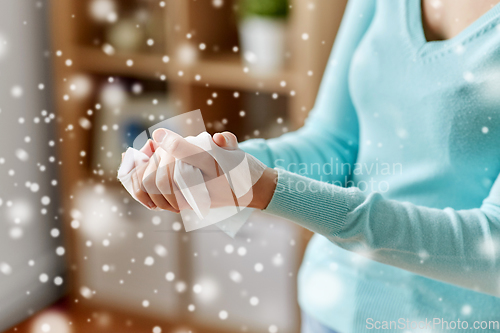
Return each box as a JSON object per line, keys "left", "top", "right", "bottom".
{"left": 118, "top": 132, "right": 267, "bottom": 237}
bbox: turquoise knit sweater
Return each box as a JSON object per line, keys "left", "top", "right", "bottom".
{"left": 240, "top": 0, "right": 500, "bottom": 332}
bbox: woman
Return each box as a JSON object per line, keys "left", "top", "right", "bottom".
{"left": 127, "top": 0, "right": 500, "bottom": 331}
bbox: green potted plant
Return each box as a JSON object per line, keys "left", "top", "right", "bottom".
{"left": 238, "top": 0, "right": 289, "bottom": 75}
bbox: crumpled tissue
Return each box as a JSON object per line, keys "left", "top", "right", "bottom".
{"left": 117, "top": 131, "right": 267, "bottom": 237}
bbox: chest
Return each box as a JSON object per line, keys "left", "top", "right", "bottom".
{"left": 422, "top": 0, "right": 500, "bottom": 42}
{"left": 348, "top": 0, "right": 500, "bottom": 169}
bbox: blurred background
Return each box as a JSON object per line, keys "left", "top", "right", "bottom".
{"left": 0, "top": 0, "right": 347, "bottom": 332}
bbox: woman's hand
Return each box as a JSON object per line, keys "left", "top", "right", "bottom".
{"left": 212, "top": 132, "right": 278, "bottom": 210}
{"left": 121, "top": 139, "right": 185, "bottom": 213}
{"left": 125, "top": 130, "right": 278, "bottom": 212}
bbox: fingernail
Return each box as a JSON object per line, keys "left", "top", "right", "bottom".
{"left": 153, "top": 129, "right": 168, "bottom": 143}
{"left": 223, "top": 134, "right": 229, "bottom": 144}
{"left": 147, "top": 200, "right": 156, "bottom": 209}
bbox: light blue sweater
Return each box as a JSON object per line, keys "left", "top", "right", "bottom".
{"left": 241, "top": 0, "right": 500, "bottom": 332}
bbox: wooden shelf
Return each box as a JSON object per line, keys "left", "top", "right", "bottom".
{"left": 190, "top": 54, "right": 296, "bottom": 94}
{"left": 72, "top": 46, "right": 295, "bottom": 94}
{"left": 73, "top": 46, "right": 166, "bottom": 80}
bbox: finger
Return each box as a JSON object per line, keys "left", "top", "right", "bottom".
{"left": 118, "top": 148, "right": 143, "bottom": 179}
{"left": 212, "top": 133, "right": 227, "bottom": 148}
{"left": 130, "top": 146, "right": 150, "bottom": 171}
{"left": 173, "top": 187, "right": 190, "bottom": 211}
{"left": 152, "top": 129, "right": 218, "bottom": 176}
{"left": 213, "top": 132, "right": 238, "bottom": 150}
{"left": 155, "top": 148, "right": 181, "bottom": 211}
{"left": 142, "top": 153, "right": 179, "bottom": 212}
{"left": 130, "top": 165, "right": 156, "bottom": 210}
{"left": 137, "top": 139, "right": 158, "bottom": 158}
{"left": 120, "top": 140, "right": 156, "bottom": 175}
{"left": 154, "top": 148, "right": 202, "bottom": 212}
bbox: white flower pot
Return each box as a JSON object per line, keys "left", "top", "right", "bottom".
{"left": 239, "top": 16, "right": 287, "bottom": 75}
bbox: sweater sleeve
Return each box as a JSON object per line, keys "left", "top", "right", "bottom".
{"left": 240, "top": 0, "right": 376, "bottom": 184}
{"left": 265, "top": 168, "right": 500, "bottom": 297}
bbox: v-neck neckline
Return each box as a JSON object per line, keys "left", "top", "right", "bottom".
{"left": 405, "top": 0, "right": 500, "bottom": 57}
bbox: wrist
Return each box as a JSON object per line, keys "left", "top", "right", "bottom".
{"left": 250, "top": 167, "right": 278, "bottom": 210}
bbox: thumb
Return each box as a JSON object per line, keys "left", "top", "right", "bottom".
{"left": 213, "top": 132, "right": 238, "bottom": 150}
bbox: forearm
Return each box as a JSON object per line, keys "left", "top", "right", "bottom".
{"left": 260, "top": 168, "right": 500, "bottom": 297}
{"left": 249, "top": 167, "right": 278, "bottom": 210}
{"left": 240, "top": 127, "right": 358, "bottom": 184}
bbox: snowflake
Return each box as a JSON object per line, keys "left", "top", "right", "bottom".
{"left": 11, "top": 85, "right": 23, "bottom": 98}
{"left": 165, "top": 272, "right": 175, "bottom": 281}
{"left": 229, "top": 270, "right": 242, "bottom": 283}
{"left": 0, "top": 262, "right": 12, "bottom": 275}
{"left": 154, "top": 245, "right": 168, "bottom": 257}
{"left": 39, "top": 273, "right": 49, "bottom": 283}
{"left": 15, "top": 149, "right": 29, "bottom": 162}
{"left": 249, "top": 296, "right": 259, "bottom": 306}
{"left": 218, "top": 310, "right": 228, "bottom": 320}
{"left": 212, "top": 0, "right": 223, "bottom": 8}
{"left": 268, "top": 325, "right": 279, "bottom": 333}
